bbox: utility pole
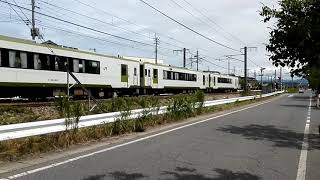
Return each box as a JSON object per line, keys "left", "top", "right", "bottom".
{"left": 280, "top": 67, "right": 283, "bottom": 91}
{"left": 31, "top": 0, "right": 39, "bottom": 40}
{"left": 154, "top": 33, "right": 159, "bottom": 64}
{"left": 227, "top": 59, "right": 230, "bottom": 75}
{"left": 173, "top": 48, "right": 189, "bottom": 68}
{"left": 183, "top": 48, "right": 186, "bottom": 68}
{"left": 190, "top": 54, "right": 193, "bottom": 69}
{"left": 196, "top": 50, "right": 199, "bottom": 71}
{"left": 260, "top": 67, "right": 266, "bottom": 90}
{"left": 244, "top": 46, "right": 248, "bottom": 92}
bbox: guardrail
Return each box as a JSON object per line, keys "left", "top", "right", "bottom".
{"left": 0, "top": 91, "right": 284, "bottom": 141}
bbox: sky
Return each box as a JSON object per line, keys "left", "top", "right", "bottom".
{"left": 0, "top": 0, "right": 294, "bottom": 80}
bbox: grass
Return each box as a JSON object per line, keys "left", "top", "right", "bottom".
{"left": 0, "top": 91, "right": 281, "bottom": 162}
{"left": 0, "top": 106, "right": 41, "bottom": 125}
{"left": 287, "top": 87, "right": 299, "bottom": 93}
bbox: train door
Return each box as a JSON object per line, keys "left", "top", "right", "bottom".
{"left": 146, "top": 68, "right": 152, "bottom": 87}
{"left": 133, "top": 66, "right": 138, "bottom": 86}
{"left": 140, "top": 65, "right": 144, "bottom": 87}
{"left": 209, "top": 74, "right": 211, "bottom": 88}
{"left": 144, "top": 67, "right": 152, "bottom": 87}
{"left": 153, "top": 69, "right": 158, "bottom": 88}
{"left": 121, "top": 64, "right": 129, "bottom": 87}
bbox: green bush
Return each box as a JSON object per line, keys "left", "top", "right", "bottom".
{"left": 287, "top": 88, "right": 298, "bottom": 93}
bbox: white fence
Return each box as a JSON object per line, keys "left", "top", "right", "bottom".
{"left": 0, "top": 91, "right": 284, "bottom": 141}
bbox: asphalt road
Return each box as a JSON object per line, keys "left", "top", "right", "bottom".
{"left": 1, "top": 92, "right": 319, "bottom": 180}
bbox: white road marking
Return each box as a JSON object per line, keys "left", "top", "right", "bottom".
{"left": 296, "top": 96, "right": 312, "bottom": 180}
{"left": 288, "top": 94, "right": 294, "bottom": 98}
{"left": 0, "top": 98, "right": 279, "bottom": 180}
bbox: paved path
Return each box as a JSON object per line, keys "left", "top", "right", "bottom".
{"left": 1, "top": 92, "right": 319, "bottom": 180}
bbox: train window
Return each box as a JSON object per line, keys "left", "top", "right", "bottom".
{"left": 67, "top": 58, "right": 74, "bottom": 72}
{"left": 167, "top": 71, "right": 172, "bottom": 80}
{"left": 79, "top": 60, "right": 85, "bottom": 73}
{"left": 73, "top": 59, "right": 79, "bottom": 73}
{"left": 39, "top": 54, "right": 51, "bottom": 70}
{"left": 134, "top": 67, "right": 137, "bottom": 76}
{"left": 33, "top": 54, "right": 41, "bottom": 70}
{"left": 9, "top": 51, "right": 21, "bottom": 68}
{"left": 121, "top": 64, "right": 127, "bottom": 76}
{"left": 148, "top": 69, "right": 151, "bottom": 77}
{"left": 214, "top": 77, "right": 216, "bottom": 86}
{"left": 163, "top": 70, "right": 167, "bottom": 79}
{"left": 20, "top": 52, "right": 27, "bottom": 69}
{"left": 0, "top": 49, "right": 8, "bottom": 67}
{"left": 153, "top": 69, "right": 158, "bottom": 78}
{"left": 218, "top": 77, "right": 232, "bottom": 84}
{"left": 85, "top": 60, "right": 100, "bottom": 74}
{"left": 145, "top": 69, "right": 147, "bottom": 76}
{"left": 174, "top": 72, "right": 179, "bottom": 80}
{"left": 27, "top": 52, "right": 34, "bottom": 69}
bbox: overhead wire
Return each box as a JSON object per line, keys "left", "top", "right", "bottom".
{"left": 0, "top": 0, "right": 156, "bottom": 47}
{"left": 169, "top": 0, "right": 237, "bottom": 45}
{"left": 38, "top": 0, "right": 155, "bottom": 42}
{"left": 139, "top": 0, "right": 241, "bottom": 52}
{"left": 181, "top": 0, "right": 246, "bottom": 45}
{"left": 69, "top": 0, "right": 233, "bottom": 61}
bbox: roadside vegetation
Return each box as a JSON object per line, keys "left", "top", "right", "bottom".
{"left": 0, "top": 93, "right": 240, "bottom": 125}
{"left": 287, "top": 88, "right": 299, "bottom": 94}
{"left": 0, "top": 91, "right": 280, "bottom": 162}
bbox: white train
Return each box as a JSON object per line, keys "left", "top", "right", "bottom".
{"left": 0, "top": 35, "right": 240, "bottom": 98}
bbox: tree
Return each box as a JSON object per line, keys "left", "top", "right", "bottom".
{"left": 260, "top": 0, "right": 320, "bottom": 93}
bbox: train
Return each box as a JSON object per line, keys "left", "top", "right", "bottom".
{"left": 0, "top": 35, "right": 240, "bottom": 99}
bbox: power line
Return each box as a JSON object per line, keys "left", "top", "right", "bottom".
{"left": 169, "top": 0, "right": 237, "bottom": 45}
{"left": 12, "top": 0, "right": 30, "bottom": 23}
{"left": 38, "top": 0, "right": 154, "bottom": 41}
{"left": 69, "top": 0, "right": 230, "bottom": 60}
{"left": 181, "top": 0, "right": 246, "bottom": 45}
{"left": 5, "top": 0, "right": 31, "bottom": 28}
{"left": 0, "top": 0, "right": 155, "bottom": 47}
{"left": 139, "top": 0, "right": 241, "bottom": 52}
{"left": 70, "top": 0, "right": 187, "bottom": 47}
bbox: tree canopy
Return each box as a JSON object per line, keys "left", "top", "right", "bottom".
{"left": 260, "top": 0, "right": 320, "bottom": 91}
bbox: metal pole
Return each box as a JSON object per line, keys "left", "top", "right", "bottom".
{"left": 260, "top": 68, "right": 263, "bottom": 88}
{"left": 196, "top": 50, "right": 199, "bottom": 71}
{"left": 280, "top": 67, "right": 282, "bottom": 91}
{"left": 67, "top": 59, "right": 70, "bottom": 100}
{"left": 228, "top": 59, "right": 230, "bottom": 75}
{"left": 244, "top": 46, "right": 248, "bottom": 92}
{"left": 183, "top": 48, "right": 186, "bottom": 68}
{"left": 31, "top": 0, "right": 36, "bottom": 40}
{"left": 155, "top": 33, "right": 158, "bottom": 64}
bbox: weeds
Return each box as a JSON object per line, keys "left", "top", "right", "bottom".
{"left": 55, "top": 96, "right": 85, "bottom": 131}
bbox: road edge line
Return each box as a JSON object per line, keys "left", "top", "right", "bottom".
{"left": 296, "top": 96, "right": 312, "bottom": 180}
